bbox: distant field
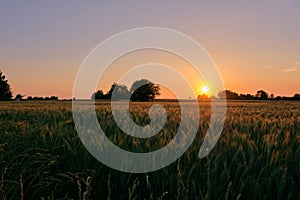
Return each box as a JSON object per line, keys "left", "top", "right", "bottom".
{"left": 0, "top": 101, "right": 299, "bottom": 199}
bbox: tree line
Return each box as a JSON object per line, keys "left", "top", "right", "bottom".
{"left": 0, "top": 71, "right": 58, "bottom": 101}
{"left": 199, "top": 90, "right": 300, "bottom": 101}
{"left": 0, "top": 70, "right": 160, "bottom": 101}
{"left": 92, "top": 79, "right": 161, "bottom": 102}
{"left": 1, "top": 70, "right": 299, "bottom": 101}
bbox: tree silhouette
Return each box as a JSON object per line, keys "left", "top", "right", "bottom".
{"left": 15, "top": 94, "right": 24, "bottom": 100}
{"left": 130, "top": 79, "right": 160, "bottom": 102}
{"left": 0, "top": 71, "right": 12, "bottom": 100}
{"left": 197, "top": 94, "right": 209, "bottom": 100}
{"left": 108, "top": 83, "right": 130, "bottom": 100}
{"left": 217, "top": 90, "right": 240, "bottom": 100}
{"left": 293, "top": 94, "right": 300, "bottom": 100}
{"left": 256, "top": 90, "right": 269, "bottom": 100}
{"left": 92, "top": 90, "right": 104, "bottom": 100}
{"left": 239, "top": 93, "right": 255, "bottom": 100}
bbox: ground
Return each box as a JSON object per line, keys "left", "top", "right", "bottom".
{"left": 0, "top": 100, "right": 299, "bottom": 199}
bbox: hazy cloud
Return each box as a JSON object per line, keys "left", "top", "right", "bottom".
{"left": 266, "top": 65, "right": 273, "bottom": 69}
{"left": 294, "top": 61, "right": 300, "bottom": 65}
{"left": 283, "top": 67, "right": 298, "bottom": 72}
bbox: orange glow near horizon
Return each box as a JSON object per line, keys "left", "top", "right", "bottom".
{"left": 1, "top": 1, "right": 299, "bottom": 99}
{"left": 97, "top": 49, "right": 208, "bottom": 100}
{"left": 196, "top": 85, "right": 211, "bottom": 98}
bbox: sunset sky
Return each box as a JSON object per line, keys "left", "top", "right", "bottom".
{"left": 0, "top": 1, "right": 299, "bottom": 99}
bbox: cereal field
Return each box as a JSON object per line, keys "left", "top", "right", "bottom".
{"left": 0, "top": 101, "right": 299, "bottom": 199}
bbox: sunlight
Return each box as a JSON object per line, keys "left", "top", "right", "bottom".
{"left": 197, "top": 85, "right": 209, "bottom": 95}
{"left": 202, "top": 86, "right": 209, "bottom": 94}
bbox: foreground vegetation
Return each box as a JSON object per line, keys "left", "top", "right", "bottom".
{"left": 0, "top": 101, "right": 299, "bottom": 199}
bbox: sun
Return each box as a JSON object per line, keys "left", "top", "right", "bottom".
{"left": 197, "top": 85, "right": 210, "bottom": 96}
{"left": 201, "top": 86, "right": 209, "bottom": 94}
{"left": 201, "top": 85, "right": 209, "bottom": 95}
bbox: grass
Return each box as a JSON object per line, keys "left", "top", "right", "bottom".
{"left": 0, "top": 100, "right": 299, "bottom": 199}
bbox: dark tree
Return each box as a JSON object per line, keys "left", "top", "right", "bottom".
{"left": 256, "top": 90, "right": 269, "bottom": 100}
{"left": 15, "top": 94, "right": 24, "bottom": 100}
{"left": 217, "top": 90, "right": 239, "bottom": 100}
{"left": 0, "top": 71, "right": 12, "bottom": 100}
{"left": 92, "top": 90, "right": 104, "bottom": 100}
{"left": 240, "top": 93, "right": 255, "bottom": 100}
{"left": 293, "top": 94, "right": 300, "bottom": 100}
{"left": 50, "top": 96, "right": 58, "bottom": 100}
{"left": 33, "top": 97, "right": 43, "bottom": 100}
{"left": 197, "top": 94, "right": 209, "bottom": 100}
{"left": 130, "top": 79, "right": 160, "bottom": 102}
{"left": 217, "top": 90, "right": 226, "bottom": 99}
{"left": 107, "top": 83, "right": 130, "bottom": 100}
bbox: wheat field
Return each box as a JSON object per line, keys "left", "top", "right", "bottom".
{"left": 0, "top": 100, "right": 299, "bottom": 199}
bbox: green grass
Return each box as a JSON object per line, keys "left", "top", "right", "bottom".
{"left": 0, "top": 100, "right": 299, "bottom": 199}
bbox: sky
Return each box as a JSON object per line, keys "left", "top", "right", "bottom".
{"left": 0, "top": 1, "right": 299, "bottom": 99}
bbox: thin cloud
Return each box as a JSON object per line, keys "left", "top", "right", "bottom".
{"left": 266, "top": 65, "right": 273, "bottom": 69}
{"left": 283, "top": 67, "right": 298, "bottom": 72}
{"left": 294, "top": 61, "right": 300, "bottom": 65}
